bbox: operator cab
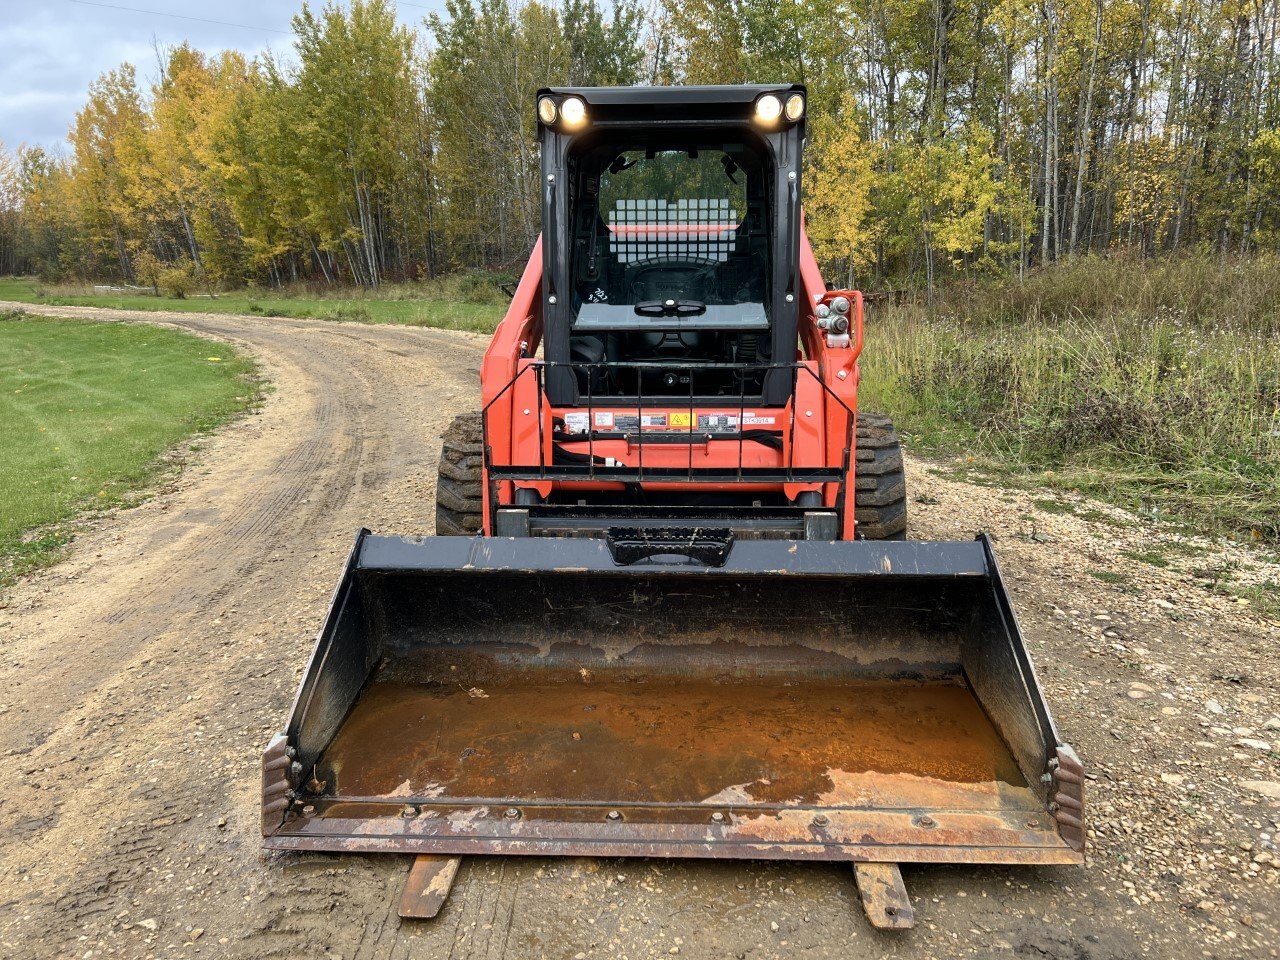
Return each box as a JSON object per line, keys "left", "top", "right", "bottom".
{"left": 568, "top": 138, "right": 773, "bottom": 397}
{"left": 537, "top": 85, "right": 806, "bottom": 406}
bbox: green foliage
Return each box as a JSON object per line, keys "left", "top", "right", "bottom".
{"left": 1249, "top": 129, "right": 1280, "bottom": 247}
{"left": 0, "top": 142, "right": 21, "bottom": 276}
{"left": 0, "top": 1, "right": 643, "bottom": 286}
{"left": 659, "top": 0, "right": 1280, "bottom": 288}
{"left": 0, "top": 312, "right": 259, "bottom": 587}
{"left": 424, "top": 0, "right": 644, "bottom": 268}
{"left": 874, "top": 127, "right": 1006, "bottom": 289}
{"left": 563, "top": 0, "right": 646, "bottom": 85}
{"left": 159, "top": 257, "right": 196, "bottom": 298}
{"left": 804, "top": 96, "right": 879, "bottom": 286}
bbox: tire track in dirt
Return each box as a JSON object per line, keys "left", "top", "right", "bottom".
{"left": 99, "top": 380, "right": 348, "bottom": 626}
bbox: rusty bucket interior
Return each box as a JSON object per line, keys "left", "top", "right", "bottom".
{"left": 262, "top": 533, "right": 1084, "bottom": 865}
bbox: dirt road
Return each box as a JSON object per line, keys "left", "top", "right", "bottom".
{"left": 0, "top": 302, "right": 1277, "bottom": 960}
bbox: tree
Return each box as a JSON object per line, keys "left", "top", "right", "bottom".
{"left": 66, "top": 64, "right": 148, "bottom": 278}
{"left": 877, "top": 126, "right": 1002, "bottom": 294}
{"left": 563, "top": 0, "right": 645, "bottom": 85}
{"left": 0, "top": 142, "right": 22, "bottom": 275}
{"left": 287, "top": 0, "right": 423, "bottom": 285}
{"left": 805, "top": 98, "right": 881, "bottom": 286}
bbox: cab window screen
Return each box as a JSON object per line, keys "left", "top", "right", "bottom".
{"left": 574, "top": 147, "right": 767, "bottom": 312}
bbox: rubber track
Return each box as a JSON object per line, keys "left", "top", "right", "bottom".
{"left": 435, "top": 411, "right": 485, "bottom": 535}
{"left": 853, "top": 411, "right": 909, "bottom": 540}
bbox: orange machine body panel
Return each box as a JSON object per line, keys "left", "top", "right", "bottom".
{"left": 479, "top": 224, "right": 864, "bottom": 539}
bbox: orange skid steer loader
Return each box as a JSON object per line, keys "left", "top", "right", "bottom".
{"left": 262, "top": 85, "right": 1084, "bottom": 929}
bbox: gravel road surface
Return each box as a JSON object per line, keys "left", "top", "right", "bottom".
{"left": 0, "top": 302, "right": 1276, "bottom": 959}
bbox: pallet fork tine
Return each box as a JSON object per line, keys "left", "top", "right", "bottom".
{"left": 853, "top": 862, "right": 915, "bottom": 930}
{"left": 398, "top": 855, "right": 462, "bottom": 920}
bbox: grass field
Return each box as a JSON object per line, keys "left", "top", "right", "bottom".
{"left": 0, "top": 277, "right": 504, "bottom": 333}
{"left": 859, "top": 255, "right": 1280, "bottom": 543}
{"left": 0, "top": 312, "right": 260, "bottom": 587}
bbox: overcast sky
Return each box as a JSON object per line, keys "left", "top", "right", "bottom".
{"left": 0, "top": 0, "right": 448, "bottom": 153}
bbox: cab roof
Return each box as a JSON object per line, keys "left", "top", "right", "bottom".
{"left": 535, "top": 84, "right": 806, "bottom": 126}
{"left": 539, "top": 84, "right": 804, "bottom": 105}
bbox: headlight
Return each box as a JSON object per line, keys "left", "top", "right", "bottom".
{"left": 561, "top": 96, "right": 587, "bottom": 127}
{"left": 754, "top": 93, "right": 782, "bottom": 124}
{"left": 537, "top": 96, "right": 558, "bottom": 124}
{"left": 784, "top": 93, "right": 805, "bottom": 121}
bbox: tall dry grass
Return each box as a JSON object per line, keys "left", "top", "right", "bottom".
{"left": 860, "top": 254, "right": 1280, "bottom": 539}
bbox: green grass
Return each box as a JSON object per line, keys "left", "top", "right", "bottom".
{"left": 1225, "top": 581, "right": 1280, "bottom": 620}
{"left": 861, "top": 255, "right": 1280, "bottom": 542}
{"left": 0, "top": 276, "right": 504, "bottom": 334}
{"left": 0, "top": 312, "right": 260, "bottom": 587}
{"left": 1088, "top": 569, "right": 1132, "bottom": 586}
{"left": 1121, "top": 549, "right": 1173, "bottom": 568}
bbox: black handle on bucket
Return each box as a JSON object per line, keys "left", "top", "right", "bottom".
{"left": 606, "top": 527, "right": 734, "bottom": 567}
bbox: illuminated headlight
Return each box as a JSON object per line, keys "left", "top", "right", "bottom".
{"left": 754, "top": 93, "right": 782, "bottom": 124}
{"left": 537, "top": 96, "right": 558, "bottom": 124}
{"left": 784, "top": 93, "right": 805, "bottom": 121}
{"left": 561, "top": 96, "right": 587, "bottom": 127}
{"left": 829, "top": 296, "right": 850, "bottom": 315}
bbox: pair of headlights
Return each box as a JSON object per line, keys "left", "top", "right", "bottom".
{"left": 754, "top": 92, "right": 805, "bottom": 124}
{"left": 537, "top": 91, "right": 805, "bottom": 129}
{"left": 538, "top": 95, "right": 586, "bottom": 128}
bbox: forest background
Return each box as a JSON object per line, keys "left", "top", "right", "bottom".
{"left": 1, "top": 0, "right": 1276, "bottom": 293}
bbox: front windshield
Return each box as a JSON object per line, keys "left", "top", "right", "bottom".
{"left": 571, "top": 143, "right": 770, "bottom": 328}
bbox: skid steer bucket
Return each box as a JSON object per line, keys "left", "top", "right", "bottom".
{"left": 263, "top": 531, "right": 1084, "bottom": 868}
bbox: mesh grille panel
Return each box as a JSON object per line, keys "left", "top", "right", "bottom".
{"left": 608, "top": 199, "right": 738, "bottom": 264}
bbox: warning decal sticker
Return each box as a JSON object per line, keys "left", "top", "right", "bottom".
{"left": 697, "top": 414, "right": 740, "bottom": 434}
{"left": 615, "top": 413, "right": 670, "bottom": 432}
